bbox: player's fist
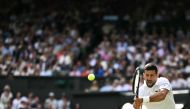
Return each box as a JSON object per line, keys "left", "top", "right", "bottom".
{"left": 133, "top": 97, "right": 143, "bottom": 109}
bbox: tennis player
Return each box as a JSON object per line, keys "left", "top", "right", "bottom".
{"left": 133, "top": 63, "right": 176, "bottom": 109}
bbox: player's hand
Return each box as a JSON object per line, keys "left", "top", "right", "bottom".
{"left": 133, "top": 97, "right": 143, "bottom": 109}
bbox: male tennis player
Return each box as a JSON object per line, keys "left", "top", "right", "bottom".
{"left": 133, "top": 63, "right": 176, "bottom": 109}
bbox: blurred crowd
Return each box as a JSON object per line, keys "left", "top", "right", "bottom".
{"left": 1, "top": 1, "right": 190, "bottom": 108}
{"left": 0, "top": 85, "right": 71, "bottom": 109}
{"left": 0, "top": 0, "right": 190, "bottom": 88}
{"left": 0, "top": 10, "right": 91, "bottom": 77}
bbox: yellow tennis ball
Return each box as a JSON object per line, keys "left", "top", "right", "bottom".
{"left": 88, "top": 73, "right": 95, "bottom": 81}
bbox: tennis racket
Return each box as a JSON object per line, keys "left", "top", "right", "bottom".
{"left": 132, "top": 67, "right": 141, "bottom": 109}
{"left": 132, "top": 67, "right": 141, "bottom": 97}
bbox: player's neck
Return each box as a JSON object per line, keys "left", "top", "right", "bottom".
{"left": 146, "top": 81, "right": 157, "bottom": 88}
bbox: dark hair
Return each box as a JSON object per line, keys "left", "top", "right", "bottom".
{"left": 144, "top": 63, "right": 158, "bottom": 74}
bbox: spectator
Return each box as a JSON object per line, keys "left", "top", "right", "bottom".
{"left": 85, "top": 80, "right": 99, "bottom": 92}
{"left": 18, "top": 96, "right": 29, "bottom": 109}
{"left": 186, "top": 76, "right": 190, "bottom": 88}
{"left": 57, "top": 93, "right": 70, "bottom": 109}
{"left": 112, "top": 79, "right": 121, "bottom": 91}
{"left": 100, "top": 79, "right": 113, "bottom": 92}
{"left": 119, "top": 77, "right": 132, "bottom": 91}
{"left": 31, "top": 96, "right": 42, "bottom": 109}
{"left": 0, "top": 85, "right": 13, "bottom": 109}
{"left": 27, "top": 92, "right": 35, "bottom": 108}
{"left": 44, "top": 92, "right": 57, "bottom": 109}
{"left": 12, "top": 92, "right": 21, "bottom": 109}
{"left": 171, "top": 73, "right": 187, "bottom": 89}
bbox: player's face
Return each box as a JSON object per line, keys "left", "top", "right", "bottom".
{"left": 143, "top": 70, "right": 158, "bottom": 87}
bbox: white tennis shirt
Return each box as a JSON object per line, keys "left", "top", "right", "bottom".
{"left": 139, "top": 77, "right": 176, "bottom": 109}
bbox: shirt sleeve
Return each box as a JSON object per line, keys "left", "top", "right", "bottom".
{"left": 159, "top": 77, "right": 172, "bottom": 91}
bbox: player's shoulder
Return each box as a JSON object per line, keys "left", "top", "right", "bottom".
{"left": 157, "top": 77, "right": 170, "bottom": 84}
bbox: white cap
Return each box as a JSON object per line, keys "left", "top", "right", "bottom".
{"left": 49, "top": 92, "right": 54, "bottom": 96}
{"left": 20, "top": 96, "right": 28, "bottom": 103}
{"left": 4, "top": 85, "right": 10, "bottom": 90}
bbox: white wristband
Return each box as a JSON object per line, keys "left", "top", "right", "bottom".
{"left": 143, "top": 96, "right": 150, "bottom": 103}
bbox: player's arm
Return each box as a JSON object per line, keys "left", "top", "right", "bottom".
{"left": 134, "top": 88, "right": 169, "bottom": 104}
{"left": 149, "top": 88, "right": 169, "bottom": 102}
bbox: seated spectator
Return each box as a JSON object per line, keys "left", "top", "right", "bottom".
{"left": 0, "top": 85, "right": 13, "bottom": 109}
{"left": 186, "top": 76, "right": 190, "bottom": 88}
{"left": 85, "top": 80, "right": 99, "bottom": 92}
{"left": 12, "top": 92, "right": 21, "bottom": 109}
{"left": 18, "top": 96, "right": 29, "bottom": 109}
{"left": 31, "top": 96, "right": 42, "bottom": 109}
{"left": 119, "top": 77, "right": 132, "bottom": 91}
{"left": 57, "top": 93, "right": 70, "bottom": 109}
{"left": 100, "top": 79, "right": 113, "bottom": 92}
{"left": 44, "top": 92, "right": 57, "bottom": 109}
